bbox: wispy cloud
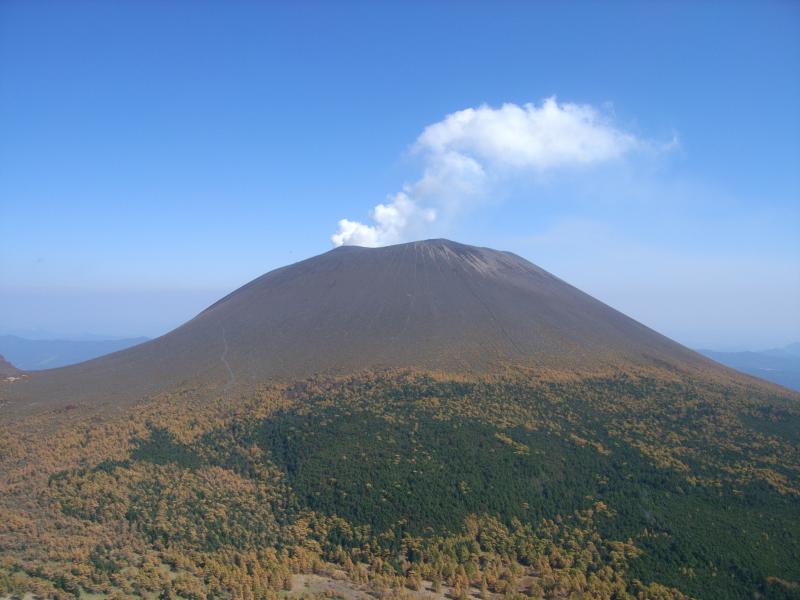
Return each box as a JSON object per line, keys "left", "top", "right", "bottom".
{"left": 332, "top": 97, "right": 646, "bottom": 247}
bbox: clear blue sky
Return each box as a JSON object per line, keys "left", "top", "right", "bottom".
{"left": 1, "top": 1, "right": 798, "bottom": 349}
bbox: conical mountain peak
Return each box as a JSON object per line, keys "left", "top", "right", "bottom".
{"left": 4, "top": 239, "right": 720, "bottom": 414}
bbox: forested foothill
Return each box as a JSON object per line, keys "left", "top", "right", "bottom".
{"left": 2, "top": 367, "right": 798, "bottom": 599}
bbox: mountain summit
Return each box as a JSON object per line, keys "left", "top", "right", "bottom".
{"left": 4, "top": 239, "right": 725, "bottom": 413}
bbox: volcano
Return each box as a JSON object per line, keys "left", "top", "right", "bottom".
{"left": 2, "top": 239, "right": 741, "bottom": 415}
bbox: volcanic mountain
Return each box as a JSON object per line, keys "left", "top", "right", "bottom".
{"left": 3, "top": 239, "right": 751, "bottom": 413}
{"left": 3, "top": 239, "right": 728, "bottom": 415}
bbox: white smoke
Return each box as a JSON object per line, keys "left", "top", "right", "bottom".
{"left": 332, "top": 97, "right": 642, "bottom": 247}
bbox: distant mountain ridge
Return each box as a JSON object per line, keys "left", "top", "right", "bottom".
{"left": 0, "top": 335, "right": 148, "bottom": 371}
{"left": 699, "top": 342, "right": 800, "bottom": 391}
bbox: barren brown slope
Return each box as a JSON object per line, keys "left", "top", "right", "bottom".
{"left": 0, "top": 355, "right": 21, "bottom": 378}
{"left": 2, "top": 239, "right": 731, "bottom": 415}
